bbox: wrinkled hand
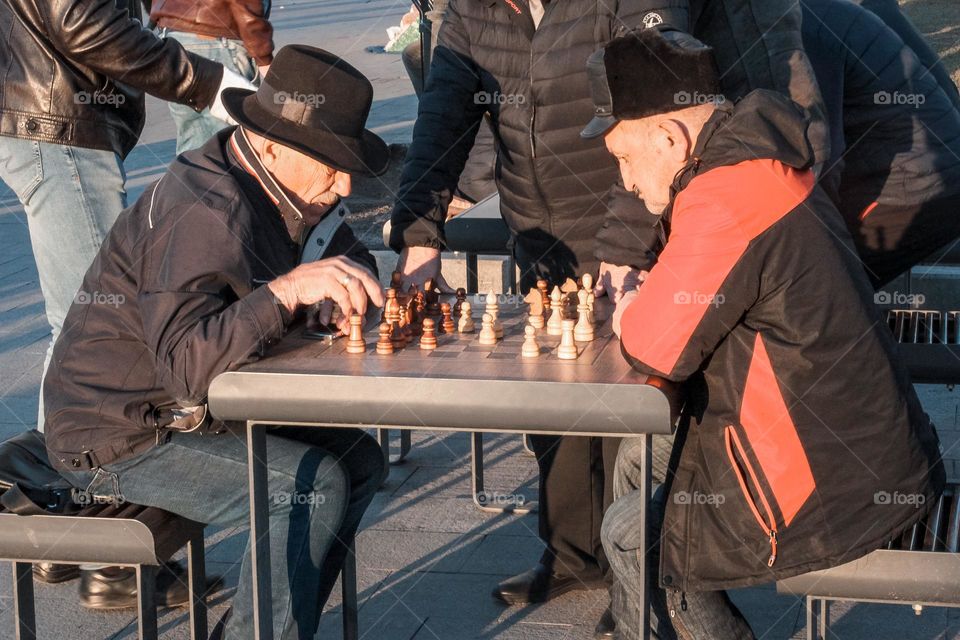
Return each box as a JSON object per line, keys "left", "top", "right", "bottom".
{"left": 269, "top": 256, "right": 384, "bottom": 333}
{"left": 612, "top": 289, "right": 641, "bottom": 338}
{"left": 594, "top": 262, "right": 647, "bottom": 303}
{"left": 396, "top": 246, "right": 454, "bottom": 292}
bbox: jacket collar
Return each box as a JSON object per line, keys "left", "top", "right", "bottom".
{"left": 486, "top": 0, "right": 536, "bottom": 39}
{"left": 227, "top": 127, "right": 310, "bottom": 244}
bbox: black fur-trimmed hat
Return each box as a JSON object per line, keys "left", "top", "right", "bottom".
{"left": 581, "top": 29, "right": 721, "bottom": 138}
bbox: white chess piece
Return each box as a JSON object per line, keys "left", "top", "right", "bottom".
{"left": 486, "top": 291, "right": 503, "bottom": 338}
{"left": 557, "top": 319, "right": 579, "bottom": 360}
{"left": 478, "top": 312, "right": 497, "bottom": 345}
{"left": 458, "top": 301, "right": 475, "bottom": 333}
{"left": 575, "top": 290, "right": 594, "bottom": 342}
{"left": 521, "top": 324, "right": 540, "bottom": 358}
{"left": 547, "top": 286, "right": 563, "bottom": 336}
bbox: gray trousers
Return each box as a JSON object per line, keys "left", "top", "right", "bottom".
{"left": 602, "top": 436, "right": 756, "bottom": 640}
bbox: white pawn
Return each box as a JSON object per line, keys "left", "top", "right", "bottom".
{"left": 574, "top": 290, "right": 594, "bottom": 342}
{"left": 486, "top": 291, "right": 503, "bottom": 338}
{"left": 547, "top": 286, "right": 564, "bottom": 336}
{"left": 458, "top": 300, "right": 475, "bottom": 333}
{"left": 557, "top": 319, "right": 579, "bottom": 360}
{"left": 478, "top": 312, "right": 498, "bottom": 346}
{"left": 521, "top": 324, "right": 541, "bottom": 358}
{"left": 582, "top": 273, "right": 594, "bottom": 293}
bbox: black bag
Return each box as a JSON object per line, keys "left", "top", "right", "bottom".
{"left": 0, "top": 430, "right": 78, "bottom": 515}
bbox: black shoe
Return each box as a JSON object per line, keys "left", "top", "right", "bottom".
{"left": 33, "top": 562, "right": 81, "bottom": 584}
{"left": 80, "top": 562, "right": 222, "bottom": 610}
{"left": 594, "top": 606, "right": 616, "bottom": 639}
{"left": 491, "top": 564, "right": 604, "bottom": 605}
{"left": 210, "top": 606, "right": 233, "bottom": 640}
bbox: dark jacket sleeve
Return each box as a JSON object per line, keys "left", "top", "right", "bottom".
{"left": 595, "top": 183, "right": 662, "bottom": 269}
{"left": 388, "top": 0, "right": 486, "bottom": 252}
{"left": 618, "top": 201, "right": 758, "bottom": 381}
{"left": 138, "top": 205, "right": 287, "bottom": 406}
{"left": 43, "top": 0, "right": 223, "bottom": 110}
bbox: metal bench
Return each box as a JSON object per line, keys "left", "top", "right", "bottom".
{"left": 0, "top": 499, "right": 209, "bottom": 640}
{"left": 777, "top": 482, "right": 960, "bottom": 640}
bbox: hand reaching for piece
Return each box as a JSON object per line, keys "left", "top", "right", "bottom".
{"left": 594, "top": 262, "right": 647, "bottom": 303}
{"left": 396, "top": 246, "right": 455, "bottom": 292}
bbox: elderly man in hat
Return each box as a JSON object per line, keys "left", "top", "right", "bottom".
{"left": 584, "top": 31, "right": 945, "bottom": 639}
{"left": 42, "top": 45, "right": 390, "bottom": 639}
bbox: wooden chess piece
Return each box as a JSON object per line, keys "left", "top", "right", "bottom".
{"left": 478, "top": 313, "right": 497, "bottom": 346}
{"left": 454, "top": 288, "right": 467, "bottom": 317}
{"left": 458, "top": 301, "right": 476, "bottom": 333}
{"left": 587, "top": 291, "right": 596, "bottom": 326}
{"left": 391, "top": 270, "right": 403, "bottom": 290}
{"left": 538, "top": 279, "right": 550, "bottom": 311}
{"left": 547, "top": 286, "right": 564, "bottom": 336}
{"left": 376, "top": 323, "right": 394, "bottom": 355}
{"left": 440, "top": 302, "right": 455, "bottom": 334}
{"left": 557, "top": 319, "right": 579, "bottom": 360}
{"left": 420, "top": 318, "right": 438, "bottom": 350}
{"left": 406, "top": 299, "right": 421, "bottom": 337}
{"left": 525, "top": 288, "right": 545, "bottom": 329}
{"left": 345, "top": 313, "right": 366, "bottom": 354}
{"left": 424, "top": 278, "right": 441, "bottom": 317}
{"left": 574, "top": 290, "right": 594, "bottom": 342}
{"left": 581, "top": 272, "right": 593, "bottom": 293}
{"left": 521, "top": 324, "right": 541, "bottom": 358}
{"left": 485, "top": 292, "right": 503, "bottom": 339}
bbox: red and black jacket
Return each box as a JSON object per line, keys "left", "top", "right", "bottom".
{"left": 619, "top": 91, "right": 945, "bottom": 592}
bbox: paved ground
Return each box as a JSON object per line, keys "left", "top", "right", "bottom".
{"left": 3, "top": 1, "right": 960, "bottom": 638}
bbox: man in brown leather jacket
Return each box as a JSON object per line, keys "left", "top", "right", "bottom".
{"left": 151, "top": 0, "right": 275, "bottom": 152}
{"left": 0, "top": 0, "right": 251, "bottom": 610}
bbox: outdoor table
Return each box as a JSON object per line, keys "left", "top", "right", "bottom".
{"left": 208, "top": 296, "right": 679, "bottom": 640}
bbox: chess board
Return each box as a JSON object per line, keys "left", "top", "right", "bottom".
{"left": 209, "top": 293, "right": 675, "bottom": 436}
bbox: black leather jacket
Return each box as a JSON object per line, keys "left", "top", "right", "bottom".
{"left": 0, "top": 0, "right": 223, "bottom": 158}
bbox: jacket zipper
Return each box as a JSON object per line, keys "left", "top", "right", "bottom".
{"left": 724, "top": 426, "right": 779, "bottom": 567}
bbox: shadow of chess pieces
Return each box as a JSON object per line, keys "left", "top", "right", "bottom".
{"left": 346, "top": 313, "right": 366, "bottom": 354}
{"left": 458, "top": 301, "right": 475, "bottom": 333}
{"left": 420, "top": 318, "right": 438, "bottom": 350}
{"left": 376, "top": 323, "right": 394, "bottom": 355}
{"left": 557, "top": 318, "right": 579, "bottom": 360}
{"left": 547, "top": 286, "right": 563, "bottom": 336}
{"left": 521, "top": 324, "right": 541, "bottom": 358}
{"left": 575, "top": 289, "right": 594, "bottom": 342}
{"left": 440, "top": 302, "right": 455, "bottom": 334}
{"left": 479, "top": 313, "right": 497, "bottom": 346}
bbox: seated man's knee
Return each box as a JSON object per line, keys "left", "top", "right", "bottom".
{"left": 601, "top": 490, "right": 645, "bottom": 560}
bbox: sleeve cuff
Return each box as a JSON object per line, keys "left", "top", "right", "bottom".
{"left": 240, "top": 285, "right": 288, "bottom": 353}
{"left": 184, "top": 54, "right": 224, "bottom": 111}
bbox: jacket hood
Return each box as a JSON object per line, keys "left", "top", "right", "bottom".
{"left": 672, "top": 90, "right": 817, "bottom": 196}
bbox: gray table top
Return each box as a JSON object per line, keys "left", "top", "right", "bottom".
{"left": 209, "top": 294, "right": 677, "bottom": 436}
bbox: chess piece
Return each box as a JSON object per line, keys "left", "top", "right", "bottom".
{"left": 587, "top": 291, "right": 596, "bottom": 326}
{"left": 574, "top": 290, "right": 594, "bottom": 342}
{"left": 454, "top": 288, "right": 467, "bottom": 317}
{"left": 458, "top": 301, "right": 476, "bottom": 333}
{"left": 557, "top": 319, "right": 579, "bottom": 360}
{"left": 521, "top": 324, "right": 541, "bottom": 358}
{"left": 376, "top": 323, "right": 394, "bottom": 355}
{"left": 485, "top": 292, "right": 503, "bottom": 338}
{"left": 581, "top": 273, "right": 593, "bottom": 293}
{"left": 537, "top": 278, "right": 550, "bottom": 311}
{"left": 345, "top": 313, "right": 366, "bottom": 354}
{"left": 424, "top": 278, "right": 441, "bottom": 317}
{"left": 406, "top": 299, "right": 421, "bottom": 336}
{"left": 547, "top": 286, "right": 564, "bottom": 335}
{"left": 440, "top": 302, "right": 455, "bottom": 334}
{"left": 525, "top": 288, "right": 545, "bottom": 329}
{"left": 391, "top": 270, "right": 403, "bottom": 291}
{"left": 478, "top": 313, "right": 497, "bottom": 346}
{"left": 420, "top": 318, "right": 438, "bottom": 350}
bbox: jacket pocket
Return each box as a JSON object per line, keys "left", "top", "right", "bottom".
{"left": 724, "top": 425, "right": 778, "bottom": 567}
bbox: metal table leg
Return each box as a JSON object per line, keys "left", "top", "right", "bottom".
{"left": 136, "top": 565, "right": 158, "bottom": 640}
{"left": 377, "top": 428, "right": 412, "bottom": 465}
{"left": 466, "top": 253, "right": 479, "bottom": 293}
{"left": 247, "top": 421, "right": 274, "bottom": 640}
{"left": 13, "top": 562, "right": 35, "bottom": 640}
{"left": 639, "top": 434, "right": 652, "bottom": 640}
{"left": 471, "top": 432, "right": 537, "bottom": 514}
{"left": 341, "top": 539, "right": 359, "bottom": 640}
{"left": 187, "top": 532, "right": 209, "bottom": 640}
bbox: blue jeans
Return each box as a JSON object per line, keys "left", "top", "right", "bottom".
{"left": 601, "top": 438, "right": 755, "bottom": 640}
{"left": 162, "top": 30, "right": 259, "bottom": 154}
{"left": 0, "top": 137, "right": 126, "bottom": 430}
{"left": 62, "top": 426, "right": 386, "bottom": 640}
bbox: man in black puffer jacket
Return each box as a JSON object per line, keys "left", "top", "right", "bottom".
{"left": 802, "top": 0, "right": 960, "bottom": 287}
{"left": 388, "top": 1, "right": 826, "bottom": 635}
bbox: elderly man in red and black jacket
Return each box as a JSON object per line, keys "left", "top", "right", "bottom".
{"left": 584, "top": 31, "right": 946, "bottom": 639}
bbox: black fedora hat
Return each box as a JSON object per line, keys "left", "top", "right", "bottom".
{"left": 222, "top": 45, "right": 389, "bottom": 176}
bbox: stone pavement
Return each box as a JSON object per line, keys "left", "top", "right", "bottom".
{"left": 2, "top": 1, "right": 960, "bottom": 638}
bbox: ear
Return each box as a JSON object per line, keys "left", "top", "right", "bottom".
{"left": 258, "top": 138, "right": 282, "bottom": 170}
{"left": 330, "top": 170, "right": 352, "bottom": 197}
{"left": 658, "top": 119, "right": 693, "bottom": 162}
